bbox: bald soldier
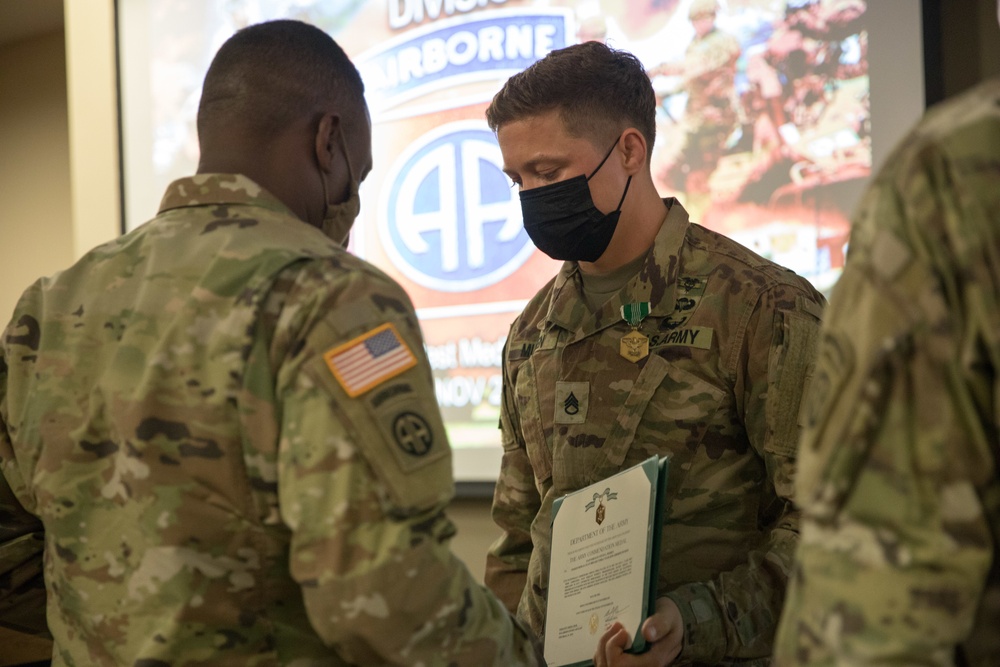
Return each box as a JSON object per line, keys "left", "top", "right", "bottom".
{"left": 0, "top": 20, "right": 541, "bottom": 666}
{"left": 484, "top": 41, "right": 824, "bottom": 666}
{"left": 773, "top": 73, "right": 1000, "bottom": 667}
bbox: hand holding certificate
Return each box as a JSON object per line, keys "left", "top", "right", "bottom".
{"left": 544, "top": 456, "right": 669, "bottom": 667}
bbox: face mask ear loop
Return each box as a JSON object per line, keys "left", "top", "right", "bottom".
{"left": 587, "top": 138, "right": 621, "bottom": 180}
{"left": 615, "top": 175, "right": 633, "bottom": 212}
{"left": 321, "top": 122, "right": 355, "bottom": 217}
{"left": 320, "top": 167, "right": 330, "bottom": 220}
{"left": 337, "top": 124, "right": 355, "bottom": 187}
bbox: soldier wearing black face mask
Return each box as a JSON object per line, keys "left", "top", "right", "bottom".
{"left": 518, "top": 139, "right": 631, "bottom": 263}
{"left": 484, "top": 41, "right": 826, "bottom": 667}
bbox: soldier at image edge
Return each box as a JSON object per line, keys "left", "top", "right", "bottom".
{"left": 772, "top": 41, "right": 1000, "bottom": 667}
{"left": 482, "top": 40, "right": 825, "bottom": 666}
{"left": 0, "top": 19, "right": 543, "bottom": 666}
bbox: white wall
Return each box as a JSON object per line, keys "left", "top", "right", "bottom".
{"left": 0, "top": 31, "right": 74, "bottom": 325}
{"left": 64, "top": 0, "right": 120, "bottom": 258}
{"left": 0, "top": 0, "right": 120, "bottom": 325}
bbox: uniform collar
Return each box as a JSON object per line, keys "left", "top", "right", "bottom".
{"left": 543, "top": 198, "right": 690, "bottom": 343}
{"left": 157, "top": 174, "right": 297, "bottom": 218}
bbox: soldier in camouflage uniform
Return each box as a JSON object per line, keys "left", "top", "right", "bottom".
{"left": 0, "top": 20, "right": 542, "bottom": 667}
{"left": 773, "top": 78, "right": 1000, "bottom": 667}
{"left": 649, "top": 0, "right": 742, "bottom": 193}
{"left": 483, "top": 41, "right": 824, "bottom": 666}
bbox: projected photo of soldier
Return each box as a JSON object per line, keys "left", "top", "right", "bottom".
{"left": 647, "top": 0, "right": 741, "bottom": 196}
{"left": 740, "top": 0, "right": 868, "bottom": 201}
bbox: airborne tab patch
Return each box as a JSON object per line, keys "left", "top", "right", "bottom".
{"left": 323, "top": 323, "right": 417, "bottom": 397}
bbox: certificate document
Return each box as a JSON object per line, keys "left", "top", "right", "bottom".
{"left": 544, "top": 456, "right": 669, "bottom": 667}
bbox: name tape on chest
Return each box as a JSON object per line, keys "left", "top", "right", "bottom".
{"left": 650, "top": 326, "right": 714, "bottom": 350}
{"left": 323, "top": 323, "right": 417, "bottom": 397}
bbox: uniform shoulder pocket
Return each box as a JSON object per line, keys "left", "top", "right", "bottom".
{"left": 765, "top": 303, "right": 822, "bottom": 459}
{"left": 302, "top": 317, "right": 453, "bottom": 515}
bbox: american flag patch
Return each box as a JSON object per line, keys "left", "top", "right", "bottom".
{"left": 323, "top": 323, "right": 418, "bottom": 397}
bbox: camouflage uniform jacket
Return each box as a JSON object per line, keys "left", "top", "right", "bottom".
{"left": 486, "top": 199, "right": 824, "bottom": 665}
{"left": 774, "top": 78, "right": 1000, "bottom": 667}
{"left": 0, "top": 174, "right": 541, "bottom": 666}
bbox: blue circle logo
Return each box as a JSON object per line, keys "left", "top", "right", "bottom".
{"left": 378, "top": 121, "right": 533, "bottom": 292}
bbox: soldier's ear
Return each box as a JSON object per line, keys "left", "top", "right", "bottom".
{"left": 314, "top": 112, "right": 340, "bottom": 174}
{"left": 620, "top": 128, "right": 648, "bottom": 175}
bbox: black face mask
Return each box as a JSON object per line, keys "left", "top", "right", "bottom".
{"left": 519, "top": 140, "right": 632, "bottom": 262}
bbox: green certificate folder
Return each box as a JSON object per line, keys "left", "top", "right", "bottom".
{"left": 544, "top": 455, "right": 670, "bottom": 667}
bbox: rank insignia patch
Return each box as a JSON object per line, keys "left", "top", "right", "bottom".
{"left": 324, "top": 323, "right": 417, "bottom": 397}
{"left": 555, "top": 381, "right": 589, "bottom": 424}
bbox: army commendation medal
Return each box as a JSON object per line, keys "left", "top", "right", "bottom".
{"left": 619, "top": 302, "right": 651, "bottom": 363}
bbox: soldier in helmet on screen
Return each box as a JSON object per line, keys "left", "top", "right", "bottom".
{"left": 0, "top": 19, "right": 542, "bottom": 666}
{"left": 648, "top": 0, "right": 742, "bottom": 194}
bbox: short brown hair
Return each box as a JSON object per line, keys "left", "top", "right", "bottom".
{"left": 486, "top": 41, "right": 656, "bottom": 154}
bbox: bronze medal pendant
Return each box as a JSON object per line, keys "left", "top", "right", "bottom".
{"left": 620, "top": 329, "right": 649, "bottom": 363}
{"left": 619, "top": 301, "right": 651, "bottom": 363}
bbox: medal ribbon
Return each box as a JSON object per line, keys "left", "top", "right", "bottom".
{"left": 620, "top": 302, "right": 651, "bottom": 329}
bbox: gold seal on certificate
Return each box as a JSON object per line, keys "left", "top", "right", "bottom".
{"left": 544, "top": 456, "right": 670, "bottom": 667}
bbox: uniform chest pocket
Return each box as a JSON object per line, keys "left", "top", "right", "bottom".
{"left": 515, "top": 346, "right": 728, "bottom": 495}
{"left": 618, "top": 359, "right": 727, "bottom": 497}
{"left": 514, "top": 348, "right": 664, "bottom": 493}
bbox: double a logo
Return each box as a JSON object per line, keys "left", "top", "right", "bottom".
{"left": 379, "top": 121, "right": 534, "bottom": 292}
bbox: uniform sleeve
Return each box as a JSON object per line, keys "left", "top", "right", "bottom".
{"left": 0, "top": 331, "right": 49, "bottom": 636}
{"left": 484, "top": 341, "right": 540, "bottom": 614}
{"left": 272, "top": 264, "right": 541, "bottom": 666}
{"left": 666, "top": 283, "right": 824, "bottom": 663}
{"left": 774, "top": 133, "right": 998, "bottom": 665}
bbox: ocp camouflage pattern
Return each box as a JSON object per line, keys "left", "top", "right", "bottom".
{"left": 774, "top": 78, "right": 1000, "bottom": 667}
{"left": 0, "top": 174, "right": 542, "bottom": 666}
{"left": 486, "top": 199, "right": 824, "bottom": 665}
